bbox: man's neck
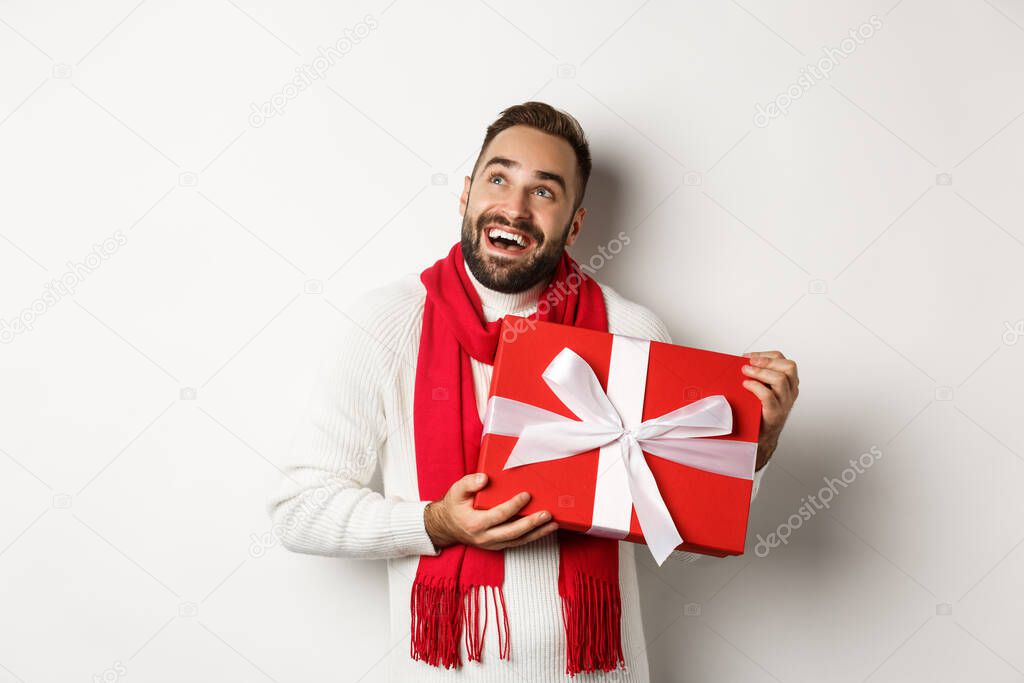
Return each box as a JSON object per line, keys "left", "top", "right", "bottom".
{"left": 463, "top": 257, "right": 550, "bottom": 322}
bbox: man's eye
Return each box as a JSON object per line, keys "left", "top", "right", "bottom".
{"left": 489, "top": 174, "right": 505, "bottom": 184}
{"left": 535, "top": 187, "right": 553, "bottom": 198}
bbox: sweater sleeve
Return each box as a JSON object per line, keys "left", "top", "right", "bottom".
{"left": 611, "top": 295, "right": 771, "bottom": 566}
{"left": 266, "top": 289, "right": 441, "bottom": 560}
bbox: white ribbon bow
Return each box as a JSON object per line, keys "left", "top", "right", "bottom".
{"left": 482, "top": 341, "right": 757, "bottom": 565}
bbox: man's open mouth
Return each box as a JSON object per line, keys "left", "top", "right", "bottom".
{"left": 483, "top": 225, "right": 536, "bottom": 256}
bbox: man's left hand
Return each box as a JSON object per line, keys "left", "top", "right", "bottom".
{"left": 740, "top": 350, "right": 799, "bottom": 470}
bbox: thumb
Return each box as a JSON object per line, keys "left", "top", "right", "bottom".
{"left": 452, "top": 472, "right": 488, "bottom": 499}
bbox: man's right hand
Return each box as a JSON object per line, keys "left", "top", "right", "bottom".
{"left": 424, "top": 473, "right": 558, "bottom": 551}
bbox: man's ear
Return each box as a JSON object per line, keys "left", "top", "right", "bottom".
{"left": 565, "top": 206, "right": 586, "bottom": 247}
{"left": 459, "top": 175, "right": 472, "bottom": 217}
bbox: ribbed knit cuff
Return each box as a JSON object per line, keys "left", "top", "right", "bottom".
{"left": 390, "top": 500, "right": 442, "bottom": 557}
{"left": 752, "top": 461, "right": 770, "bottom": 501}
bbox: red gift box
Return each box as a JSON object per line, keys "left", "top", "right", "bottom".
{"left": 473, "top": 316, "right": 762, "bottom": 563}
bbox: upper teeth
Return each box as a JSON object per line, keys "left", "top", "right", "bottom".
{"left": 489, "top": 228, "right": 527, "bottom": 248}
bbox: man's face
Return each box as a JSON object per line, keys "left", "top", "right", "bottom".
{"left": 459, "top": 125, "right": 585, "bottom": 294}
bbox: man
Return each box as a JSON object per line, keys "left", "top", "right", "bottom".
{"left": 267, "top": 101, "right": 799, "bottom": 681}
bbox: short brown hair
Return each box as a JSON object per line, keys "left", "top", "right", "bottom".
{"left": 472, "top": 101, "right": 592, "bottom": 212}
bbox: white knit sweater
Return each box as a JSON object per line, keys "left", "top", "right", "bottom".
{"left": 267, "top": 259, "right": 768, "bottom": 682}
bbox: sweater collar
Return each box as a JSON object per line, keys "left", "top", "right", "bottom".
{"left": 463, "top": 257, "right": 549, "bottom": 322}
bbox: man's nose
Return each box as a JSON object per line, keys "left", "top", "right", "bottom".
{"left": 499, "top": 191, "right": 532, "bottom": 225}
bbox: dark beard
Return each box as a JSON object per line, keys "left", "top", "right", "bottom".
{"left": 460, "top": 210, "right": 570, "bottom": 294}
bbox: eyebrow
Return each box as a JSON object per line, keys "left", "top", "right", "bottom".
{"left": 481, "top": 156, "right": 567, "bottom": 195}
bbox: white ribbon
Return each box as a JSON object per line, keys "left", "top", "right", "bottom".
{"left": 482, "top": 336, "right": 757, "bottom": 566}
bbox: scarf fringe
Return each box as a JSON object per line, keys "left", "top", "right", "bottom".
{"left": 411, "top": 577, "right": 510, "bottom": 668}
{"left": 560, "top": 570, "right": 625, "bottom": 677}
{"left": 463, "top": 584, "right": 511, "bottom": 662}
{"left": 410, "top": 575, "right": 461, "bottom": 668}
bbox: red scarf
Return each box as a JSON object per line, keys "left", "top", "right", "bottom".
{"left": 411, "top": 241, "right": 624, "bottom": 677}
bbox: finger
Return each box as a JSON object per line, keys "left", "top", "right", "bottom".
{"left": 741, "top": 363, "right": 788, "bottom": 391}
{"left": 742, "top": 379, "right": 781, "bottom": 410}
{"left": 451, "top": 473, "right": 489, "bottom": 500}
{"left": 744, "top": 361, "right": 797, "bottom": 401}
{"left": 753, "top": 356, "right": 799, "bottom": 389}
{"left": 498, "top": 521, "right": 559, "bottom": 550}
{"left": 479, "top": 491, "right": 532, "bottom": 527}
{"left": 483, "top": 508, "right": 552, "bottom": 543}
{"left": 745, "top": 350, "right": 785, "bottom": 360}
{"left": 492, "top": 521, "right": 559, "bottom": 550}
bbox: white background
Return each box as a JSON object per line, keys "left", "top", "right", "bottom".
{"left": 2, "top": 1, "right": 1023, "bottom": 681}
